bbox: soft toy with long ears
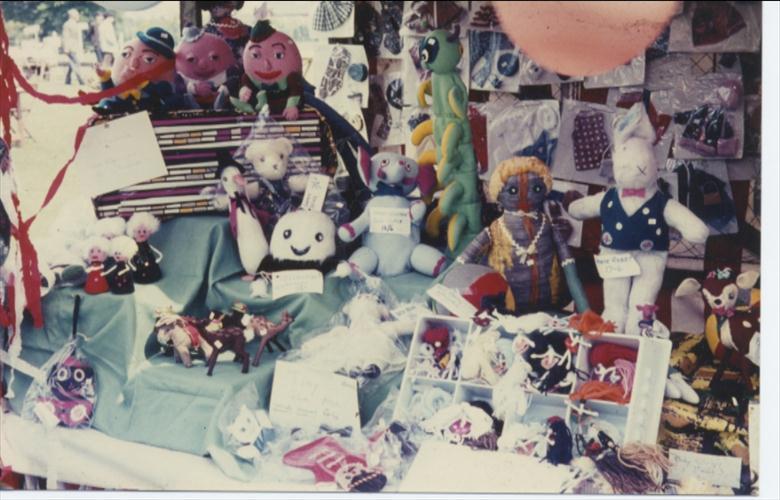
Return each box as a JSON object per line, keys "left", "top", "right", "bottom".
{"left": 567, "top": 103, "right": 710, "bottom": 335}
{"left": 93, "top": 27, "right": 180, "bottom": 115}
{"left": 456, "top": 157, "right": 589, "bottom": 315}
{"left": 218, "top": 154, "right": 269, "bottom": 280}
{"left": 175, "top": 26, "right": 237, "bottom": 110}
{"left": 335, "top": 150, "right": 447, "bottom": 278}
{"left": 231, "top": 20, "right": 303, "bottom": 119}
{"left": 410, "top": 26, "right": 481, "bottom": 255}
{"left": 675, "top": 268, "right": 760, "bottom": 391}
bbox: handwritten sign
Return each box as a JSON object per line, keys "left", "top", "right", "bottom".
{"left": 272, "top": 270, "right": 324, "bottom": 300}
{"left": 391, "top": 302, "right": 429, "bottom": 324}
{"left": 300, "top": 173, "right": 331, "bottom": 212}
{"left": 370, "top": 207, "right": 411, "bottom": 236}
{"left": 668, "top": 449, "right": 742, "bottom": 488}
{"left": 269, "top": 361, "right": 360, "bottom": 432}
{"left": 72, "top": 112, "right": 167, "bottom": 197}
{"left": 594, "top": 252, "right": 641, "bottom": 279}
{"left": 427, "top": 284, "right": 478, "bottom": 319}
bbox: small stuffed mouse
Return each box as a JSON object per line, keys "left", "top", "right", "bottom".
{"left": 567, "top": 103, "right": 709, "bottom": 334}
{"left": 82, "top": 236, "right": 111, "bottom": 295}
{"left": 126, "top": 212, "right": 163, "bottom": 284}
{"left": 335, "top": 150, "right": 447, "bottom": 278}
{"left": 105, "top": 235, "right": 138, "bottom": 295}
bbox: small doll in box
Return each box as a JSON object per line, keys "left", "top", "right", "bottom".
{"left": 231, "top": 20, "right": 304, "bottom": 119}
{"left": 126, "top": 212, "right": 163, "bottom": 284}
{"left": 94, "top": 27, "right": 181, "bottom": 115}
{"left": 175, "top": 26, "right": 238, "bottom": 110}
{"left": 456, "top": 156, "right": 589, "bottom": 315}
{"left": 105, "top": 236, "right": 138, "bottom": 295}
{"left": 82, "top": 236, "right": 111, "bottom": 295}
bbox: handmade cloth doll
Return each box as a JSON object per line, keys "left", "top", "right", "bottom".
{"left": 152, "top": 308, "right": 214, "bottom": 367}
{"left": 567, "top": 103, "right": 710, "bottom": 335}
{"left": 456, "top": 156, "right": 589, "bottom": 314}
{"left": 231, "top": 21, "right": 303, "bottom": 119}
{"left": 218, "top": 156, "right": 269, "bottom": 279}
{"left": 93, "top": 27, "right": 180, "bottom": 115}
{"left": 105, "top": 236, "right": 138, "bottom": 295}
{"left": 199, "top": 1, "right": 250, "bottom": 65}
{"left": 175, "top": 26, "right": 238, "bottom": 110}
{"left": 335, "top": 150, "right": 447, "bottom": 278}
{"left": 244, "top": 137, "right": 307, "bottom": 222}
{"left": 126, "top": 212, "right": 163, "bottom": 284}
{"left": 258, "top": 210, "right": 338, "bottom": 273}
{"left": 82, "top": 236, "right": 110, "bottom": 295}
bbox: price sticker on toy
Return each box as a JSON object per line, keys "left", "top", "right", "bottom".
{"left": 370, "top": 207, "right": 411, "bottom": 236}
{"left": 300, "top": 174, "right": 330, "bottom": 212}
{"left": 594, "top": 252, "right": 641, "bottom": 279}
{"left": 272, "top": 270, "right": 324, "bottom": 300}
{"left": 427, "top": 284, "right": 478, "bottom": 319}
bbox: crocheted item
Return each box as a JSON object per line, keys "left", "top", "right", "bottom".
{"left": 312, "top": 1, "right": 354, "bottom": 32}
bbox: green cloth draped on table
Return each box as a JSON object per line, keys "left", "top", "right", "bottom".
{"left": 4, "top": 216, "right": 434, "bottom": 455}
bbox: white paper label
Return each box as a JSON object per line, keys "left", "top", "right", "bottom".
{"left": 73, "top": 112, "right": 168, "bottom": 198}
{"left": 391, "top": 302, "right": 429, "bottom": 323}
{"left": 427, "top": 284, "right": 478, "bottom": 319}
{"left": 668, "top": 449, "right": 742, "bottom": 488}
{"left": 594, "top": 253, "right": 641, "bottom": 279}
{"left": 269, "top": 361, "right": 360, "bottom": 432}
{"left": 370, "top": 207, "right": 411, "bottom": 236}
{"left": 272, "top": 270, "right": 324, "bottom": 300}
{"left": 300, "top": 173, "right": 330, "bottom": 212}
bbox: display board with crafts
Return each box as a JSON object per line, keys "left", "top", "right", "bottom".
{"left": 0, "top": 0, "right": 767, "bottom": 496}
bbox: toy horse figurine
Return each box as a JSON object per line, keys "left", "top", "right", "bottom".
{"left": 153, "top": 308, "right": 213, "bottom": 367}
{"left": 246, "top": 311, "right": 294, "bottom": 367}
{"left": 198, "top": 312, "right": 253, "bottom": 376}
{"left": 411, "top": 26, "right": 481, "bottom": 255}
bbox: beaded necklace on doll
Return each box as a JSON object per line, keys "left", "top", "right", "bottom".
{"left": 497, "top": 210, "right": 547, "bottom": 266}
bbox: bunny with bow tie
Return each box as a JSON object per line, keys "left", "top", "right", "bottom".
{"left": 567, "top": 103, "right": 709, "bottom": 335}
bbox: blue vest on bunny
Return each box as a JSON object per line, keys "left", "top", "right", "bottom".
{"left": 599, "top": 188, "right": 671, "bottom": 252}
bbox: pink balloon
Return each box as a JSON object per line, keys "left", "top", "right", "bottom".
{"left": 494, "top": 1, "right": 680, "bottom": 76}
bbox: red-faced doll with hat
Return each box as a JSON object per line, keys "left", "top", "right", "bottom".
{"left": 94, "top": 27, "right": 179, "bottom": 115}
{"left": 231, "top": 20, "right": 304, "bottom": 119}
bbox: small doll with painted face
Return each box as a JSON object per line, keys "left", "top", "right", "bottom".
{"left": 199, "top": 1, "right": 250, "bottom": 65}
{"left": 94, "top": 27, "right": 180, "bottom": 115}
{"left": 82, "top": 236, "right": 111, "bottom": 295}
{"left": 126, "top": 212, "right": 163, "bottom": 284}
{"left": 175, "top": 26, "right": 238, "bottom": 110}
{"left": 456, "top": 157, "right": 585, "bottom": 314}
{"left": 231, "top": 21, "right": 304, "bottom": 119}
{"left": 104, "top": 236, "right": 138, "bottom": 295}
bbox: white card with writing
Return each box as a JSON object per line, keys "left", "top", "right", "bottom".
{"left": 391, "top": 302, "right": 429, "bottom": 323}
{"left": 370, "top": 207, "right": 411, "bottom": 236}
{"left": 300, "top": 173, "right": 330, "bottom": 212}
{"left": 427, "top": 284, "right": 478, "bottom": 319}
{"left": 594, "top": 252, "right": 641, "bottom": 279}
{"left": 269, "top": 360, "right": 360, "bottom": 432}
{"left": 668, "top": 449, "right": 742, "bottom": 488}
{"left": 73, "top": 112, "right": 167, "bottom": 197}
{"left": 272, "top": 270, "right": 324, "bottom": 300}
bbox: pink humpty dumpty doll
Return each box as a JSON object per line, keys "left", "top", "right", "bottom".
{"left": 231, "top": 20, "right": 303, "bottom": 119}
{"left": 82, "top": 236, "right": 111, "bottom": 295}
{"left": 175, "top": 26, "right": 237, "bottom": 110}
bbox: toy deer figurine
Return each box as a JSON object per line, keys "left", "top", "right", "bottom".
{"left": 245, "top": 311, "right": 294, "bottom": 366}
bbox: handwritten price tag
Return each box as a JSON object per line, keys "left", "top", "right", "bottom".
{"left": 370, "top": 207, "right": 411, "bottom": 236}
{"left": 272, "top": 270, "right": 324, "bottom": 300}
{"left": 594, "top": 252, "right": 641, "bottom": 279}
{"left": 269, "top": 361, "right": 360, "bottom": 432}
{"left": 668, "top": 449, "right": 742, "bottom": 488}
{"left": 427, "top": 284, "right": 478, "bottom": 319}
{"left": 300, "top": 173, "right": 331, "bottom": 212}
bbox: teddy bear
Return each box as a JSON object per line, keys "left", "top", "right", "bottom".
{"left": 244, "top": 137, "right": 309, "bottom": 222}
{"left": 567, "top": 103, "right": 710, "bottom": 335}
{"left": 334, "top": 150, "right": 447, "bottom": 278}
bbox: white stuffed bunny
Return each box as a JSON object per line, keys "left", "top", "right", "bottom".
{"left": 567, "top": 103, "right": 709, "bottom": 335}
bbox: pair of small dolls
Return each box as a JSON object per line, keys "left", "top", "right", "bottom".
{"left": 83, "top": 213, "right": 163, "bottom": 296}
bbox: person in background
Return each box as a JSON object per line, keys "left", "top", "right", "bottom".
{"left": 98, "top": 13, "right": 119, "bottom": 67}
{"left": 62, "top": 8, "right": 87, "bottom": 85}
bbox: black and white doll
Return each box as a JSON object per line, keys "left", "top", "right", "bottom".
{"left": 126, "top": 212, "right": 163, "bottom": 284}
{"left": 105, "top": 236, "right": 138, "bottom": 295}
{"left": 258, "top": 210, "right": 338, "bottom": 273}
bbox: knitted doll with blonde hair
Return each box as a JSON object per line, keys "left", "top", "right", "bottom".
{"left": 456, "top": 157, "right": 588, "bottom": 314}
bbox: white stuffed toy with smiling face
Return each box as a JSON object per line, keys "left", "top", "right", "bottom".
{"left": 260, "top": 210, "right": 338, "bottom": 273}
{"left": 567, "top": 103, "right": 709, "bottom": 335}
